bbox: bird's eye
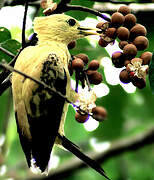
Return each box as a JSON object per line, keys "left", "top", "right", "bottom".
{"left": 67, "top": 19, "right": 76, "bottom": 26}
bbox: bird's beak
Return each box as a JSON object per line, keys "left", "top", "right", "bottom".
{"left": 78, "top": 27, "right": 102, "bottom": 36}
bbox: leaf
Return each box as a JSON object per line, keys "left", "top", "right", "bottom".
{"left": 148, "top": 53, "right": 154, "bottom": 94}
{"left": 66, "top": 0, "right": 95, "bottom": 20}
{"left": 0, "top": 39, "right": 21, "bottom": 63}
{"left": 0, "top": 27, "right": 11, "bottom": 43}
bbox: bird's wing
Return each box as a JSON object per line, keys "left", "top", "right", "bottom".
{"left": 12, "top": 47, "right": 68, "bottom": 172}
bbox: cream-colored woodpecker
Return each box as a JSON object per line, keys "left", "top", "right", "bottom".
{"left": 12, "top": 14, "right": 109, "bottom": 179}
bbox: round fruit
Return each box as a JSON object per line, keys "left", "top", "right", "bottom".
{"left": 88, "top": 60, "right": 100, "bottom": 70}
{"left": 117, "top": 27, "right": 130, "bottom": 40}
{"left": 131, "top": 57, "right": 142, "bottom": 64}
{"left": 119, "top": 41, "right": 129, "bottom": 49}
{"left": 98, "top": 38, "right": 108, "bottom": 47}
{"left": 133, "top": 36, "right": 149, "bottom": 51}
{"left": 72, "top": 58, "right": 84, "bottom": 71}
{"left": 119, "top": 69, "right": 131, "bottom": 83}
{"left": 86, "top": 70, "right": 103, "bottom": 85}
{"left": 75, "top": 112, "right": 89, "bottom": 123}
{"left": 106, "top": 27, "right": 117, "bottom": 39}
{"left": 67, "top": 40, "right": 76, "bottom": 49}
{"left": 112, "top": 51, "right": 125, "bottom": 68}
{"left": 140, "top": 51, "right": 152, "bottom": 65}
{"left": 124, "top": 14, "right": 137, "bottom": 28}
{"left": 131, "top": 76, "right": 146, "bottom": 89}
{"left": 124, "top": 60, "right": 131, "bottom": 67}
{"left": 75, "top": 53, "right": 89, "bottom": 64}
{"left": 41, "top": 0, "right": 48, "bottom": 9}
{"left": 92, "top": 106, "right": 107, "bottom": 121}
{"left": 130, "top": 24, "right": 147, "bottom": 40}
{"left": 123, "top": 44, "right": 137, "bottom": 59}
{"left": 111, "top": 12, "right": 125, "bottom": 27}
{"left": 118, "top": 5, "right": 131, "bottom": 15}
{"left": 96, "top": 22, "right": 104, "bottom": 29}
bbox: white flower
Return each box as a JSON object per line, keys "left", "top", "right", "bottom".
{"left": 127, "top": 58, "right": 148, "bottom": 79}
{"left": 75, "top": 89, "right": 96, "bottom": 114}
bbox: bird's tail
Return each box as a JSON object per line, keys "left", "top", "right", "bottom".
{"left": 58, "top": 134, "right": 110, "bottom": 180}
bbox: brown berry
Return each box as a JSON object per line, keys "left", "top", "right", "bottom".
{"left": 112, "top": 51, "right": 125, "bottom": 68}
{"left": 117, "top": 27, "right": 130, "bottom": 40}
{"left": 140, "top": 51, "right": 152, "bottom": 65}
{"left": 67, "top": 40, "right": 76, "bottom": 49}
{"left": 68, "top": 63, "right": 73, "bottom": 76}
{"left": 92, "top": 106, "right": 107, "bottom": 121}
{"left": 96, "top": 22, "right": 104, "bottom": 29}
{"left": 75, "top": 112, "right": 89, "bottom": 123}
{"left": 124, "top": 60, "right": 131, "bottom": 67}
{"left": 119, "top": 69, "right": 131, "bottom": 83}
{"left": 111, "top": 12, "right": 125, "bottom": 27}
{"left": 87, "top": 70, "right": 103, "bottom": 85}
{"left": 88, "top": 60, "right": 100, "bottom": 70}
{"left": 131, "top": 76, "right": 146, "bottom": 89}
{"left": 75, "top": 53, "right": 89, "bottom": 64}
{"left": 133, "top": 36, "right": 149, "bottom": 51}
{"left": 119, "top": 41, "right": 129, "bottom": 49}
{"left": 106, "top": 28, "right": 117, "bottom": 39}
{"left": 124, "top": 14, "right": 137, "bottom": 28}
{"left": 98, "top": 38, "right": 108, "bottom": 47}
{"left": 118, "top": 6, "right": 131, "bottom": 16}
{"left": 131, "top": 57, "right": 143, "bottom": 64}
{"left": 130, "top": 24, "right": 147, "bottom": 40}
{"left": 41, "top": 0, "right": 48, "bottom": 9}
{"left": 123, "top": 44, "right": 137, "bottom": 59}
{"left": 72, "top": 58, "right": 84, "bottom": 71}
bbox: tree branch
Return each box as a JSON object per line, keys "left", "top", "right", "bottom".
{"left": 22, "top": 1, "right": 29, "bottom": 48}
{"left": 0, "top": 46, "right": 15, "bottom": 58}
{"left": 65, "top": 5, "right": 111, "bottom": 22}
{"left": 0, "top": 62, "right": 100, "bottom": 121}
{"left": 27, "top": 127, "right": 154, "bottom": 180}
{"left": 94, "top": 2, "right": 154, "bottom": 13}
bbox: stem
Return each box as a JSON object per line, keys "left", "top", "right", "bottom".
{"left": 0, "top": 46, "right": 15, "bottom": 58}
{"left": 0, "top": 62, "right": 99, "bottom": 121}
{"left": 28, "top": 127, "right": 154, "bottom": 180}
{"left": 66, "top": 5, "right": 111, "bottom": 22}
{"left": 22, "top": 1, "right": 29, "bottom": 48}
{"left": 0, "top": 50, "right": 21, "bottom": 85}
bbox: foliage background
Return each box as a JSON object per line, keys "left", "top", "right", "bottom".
{"left": 0, "top": 0, "right": 154, "bottom": 180}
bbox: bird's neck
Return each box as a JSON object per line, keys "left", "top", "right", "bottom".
{"left": 37, "top": 40, "right": 71, "bottom": 68}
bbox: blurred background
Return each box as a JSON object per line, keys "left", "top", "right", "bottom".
{"left": 0, "top": 0, "right": 154, "bottom": 180}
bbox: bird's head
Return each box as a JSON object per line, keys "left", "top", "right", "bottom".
{"left": 34, "top": 14, "right": 101, "bottom": 45}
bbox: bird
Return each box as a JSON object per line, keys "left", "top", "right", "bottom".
{"left": 11, "top": 14, "right": 110, "bottom": 179}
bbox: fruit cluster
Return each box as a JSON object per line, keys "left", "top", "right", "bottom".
{"left": 68, "top": 54, "right": 107, "bottom": 123}
{"left": 69, "top": 53, "right": 103, "bottom": 86}
{"left": 97, "top": 5, "right": 152, "bottom": 89}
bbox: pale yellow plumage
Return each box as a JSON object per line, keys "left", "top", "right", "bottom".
{"left": 11, "top": 14, "right": 104, "bottom": 175}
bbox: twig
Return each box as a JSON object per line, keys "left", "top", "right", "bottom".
{"left": 0, "top": 50, "right": 20, "bottom": 85}
{"left": 0, "top": 46, "right": 15, "bottom": 58}
{"left": 0, "top": 62, "right": 99, "bottom": 121}
{"left": 27, "top": 127, "right": 154, "bottom": 180}
{"left": 65, "top": 5, "right": 111, "bottom": 22}
{"left": 22, "top": 1, "right": 29, "bottom": 48}
{"left": 53, "top": 3, "right": 111, "bottom": 22}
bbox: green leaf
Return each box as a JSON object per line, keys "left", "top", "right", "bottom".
{"left": 0, "top": 39, "right": 21, "bottom": 63}
{"left": 148, "top": 53, "right": 154, "bottom": 94}
{"left": 66, "top": 1, "right": 95, "bottom": 20}
{"left": 0, "top": 27, "right": 11, "bottom": 43}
